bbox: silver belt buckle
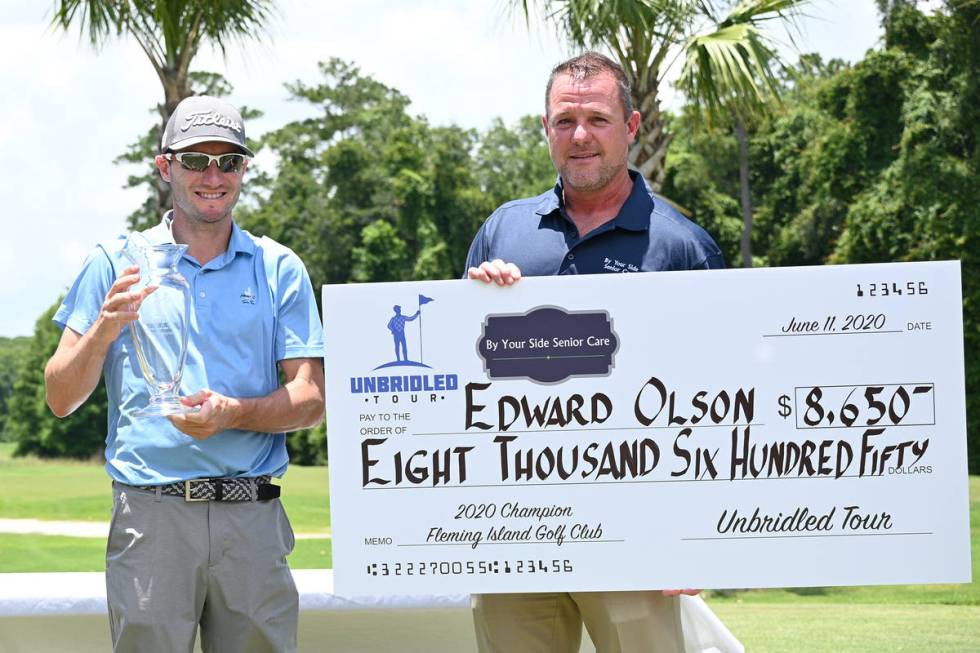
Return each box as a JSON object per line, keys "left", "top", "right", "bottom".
{"left": 184, "top": 479, "right": 209, "bottom": 502}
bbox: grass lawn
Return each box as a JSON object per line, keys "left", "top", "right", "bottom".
{"left": 0, "top": 445, "right": 330, "bottom": 533}
{"left": 0, "top": 533, "right": 331, "bottom": 572}
{"left": 0, "top": 443, "right": 332, "bottom": 570}
{"left": 711, "top": 603, "right": 980, "bottom": 652}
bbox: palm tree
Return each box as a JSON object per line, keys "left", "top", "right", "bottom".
{"left": 51, "top": 0, "right": 275, "bottom": 211}
{"left": 512, "top": 0, "right": 804, "bottom": 266}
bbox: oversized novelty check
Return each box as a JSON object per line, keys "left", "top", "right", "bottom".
{"left": 322, "top": 261, "right": 971, "bottom": 596}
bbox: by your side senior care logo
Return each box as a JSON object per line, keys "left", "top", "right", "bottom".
{"left": 349, "top": 294, "right": 459, "bottom": 403}
{"left": 477, "top": 306, "right": 620, "bottom": 383}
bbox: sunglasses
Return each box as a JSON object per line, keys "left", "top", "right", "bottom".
{"left": 167, "top": 151, "right": 248, "bottom": 173}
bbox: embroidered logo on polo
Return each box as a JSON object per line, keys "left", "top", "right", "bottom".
{"left": 240, "top": 287, "right": 256, "bottom": 304}
{"left": 603, "top": 257, "right": 640, "bottom": 273}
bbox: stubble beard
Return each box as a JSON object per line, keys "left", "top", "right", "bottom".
{"left": 172, "top": 184, "right": 240, "bottom": 226}
{"left": 559, "top": 157, "right": 623, "bottom": 194}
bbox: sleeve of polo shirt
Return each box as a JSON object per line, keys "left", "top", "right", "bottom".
{"left": 463, "top": 218, "right": 493, "bottom": 277}
{"left": 53, "top": 246, "right": 116, "bottom": 335}
{"left": 698, "top": 252, "right": 726, "bottom": 270}
{"left": 274, "top": 252, "right": 324, "bottom": 362}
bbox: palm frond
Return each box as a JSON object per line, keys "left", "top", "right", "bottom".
{"left": 677, "top": 0, "right": 805, "bottom": 129}
{"left": 725, "top": 0, "right": 808, "bottom": 26}
{"left": 678, "top": 22, "right": 781, "bottom": 127}
{"left": 51, "top": 0, "right": 275, "bottom": 63}
{"left": 50, "top": 0, "right": 126, "bottom": 47}
{"left": 512, "top": 0, "right": 695, "bottom": 65}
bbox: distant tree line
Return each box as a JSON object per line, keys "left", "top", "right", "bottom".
{"left": 0, "top": 337, "right": 31, "bottom": 440}
{"left": 2, "top": 2, "right": 975, "bottom": 472}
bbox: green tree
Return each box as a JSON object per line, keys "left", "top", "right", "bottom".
{"left": 749, "top": 50, "right": 909, "bottom": 267}
{"left": 5, "top": 301, "right": 108, "bottom": 459}
{"left": 51, "top": 0, "right": 274, "bottom": 214}
{"left": 240, "top": 59, "right": 503, "bottom": 290}
{"left": 475, "top": 116, "right": 556, "bottom": 206}
{"left": 0, "top": 336, "right": 31, "bottom": 440}
{"left": 675, "top": 0, "right": 802, "bottom": 267}
{"left": 352, "top": 220, "right": 410, "bottom": 282}
{"left": 831, "top": 1, "right": 980, "bottom": 472}
{"left": 660, "top": 110, "right": 744, "bottom": 264}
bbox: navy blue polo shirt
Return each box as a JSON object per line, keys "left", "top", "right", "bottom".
{"left": 465, "top": 171, "right": 724, "bottom": 275}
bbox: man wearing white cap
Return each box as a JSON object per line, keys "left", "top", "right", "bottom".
{"left": 44, "top": 95, "right": 325, "bottom": 653}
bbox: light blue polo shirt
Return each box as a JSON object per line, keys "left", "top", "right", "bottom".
{"left": 54, "top": 214, "right": 324, "bottom": 485}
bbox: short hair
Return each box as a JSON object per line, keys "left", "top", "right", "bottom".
{"left": 545, "top": 52, "right": 634, "bottom": 120}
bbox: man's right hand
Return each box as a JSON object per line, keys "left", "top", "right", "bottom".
{"left": 467, "top": 259, "right": 522, "bottom": 286}
{"left": 45, "top": 265, "right": 155, "bottom": 418}
{"left": 661, "top": 589, "right": 702, "bottom": 597}
{"left": 92, "top": 265, "right": 154, "bottom": 344}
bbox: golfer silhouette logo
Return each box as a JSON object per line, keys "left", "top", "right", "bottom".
{"left": 375, "top": 295, "right": 435, "bottom": 370}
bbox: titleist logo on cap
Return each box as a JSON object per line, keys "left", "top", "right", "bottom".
{"left": 180, "top": 111, "right": 244, "bottom": 134}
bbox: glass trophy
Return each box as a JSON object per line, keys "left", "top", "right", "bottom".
{"left": 122, "top": 235, "right": 195, "bottom": 417}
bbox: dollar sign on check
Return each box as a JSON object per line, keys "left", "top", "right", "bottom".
{"left": 777, "top": 394, "right": 792, "bottom": 418}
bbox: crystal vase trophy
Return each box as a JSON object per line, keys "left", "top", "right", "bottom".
{"left": 122, "top": 235, "right": 195, "bottom": 417}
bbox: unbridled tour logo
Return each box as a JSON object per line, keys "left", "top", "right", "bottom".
{"left": 349, "top": 294, "right": 459, "bottom": 401}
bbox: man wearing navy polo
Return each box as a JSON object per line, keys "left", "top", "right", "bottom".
{"left": 44, "top": 96, "right": 324, "bottom": 653}
{"left": 466, "top": 53, "right": 722, "bottom": 653}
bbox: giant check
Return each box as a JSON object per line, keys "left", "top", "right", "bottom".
{"left": 322, "top": 261, "right": 971, "bottom": 595}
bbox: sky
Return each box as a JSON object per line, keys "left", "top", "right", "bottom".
{"left": 0, "top": 0, "right": 883, "bottom": 337}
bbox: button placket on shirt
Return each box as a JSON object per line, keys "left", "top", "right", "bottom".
{"left": 188, "top": 268, "right": 211, "bottom": 317}
{"left": 194, "top": 251, "right": 234, "bottom": 312}
{"left": 559, "top": 248, "right": 578, "bottom": 274}
{"left": 562, "top": 219, "right": 620, "bottom": 274}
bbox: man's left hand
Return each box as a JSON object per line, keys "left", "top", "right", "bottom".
{"left": 467, "top": 259, "right": 522, "bottom": 286}
{"left": 168, "top": 389, "right": 240, "bottom": 440}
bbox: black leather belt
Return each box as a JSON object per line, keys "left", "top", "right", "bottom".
{"left": 132, "top": 476, "right": 280, "bottom": 502}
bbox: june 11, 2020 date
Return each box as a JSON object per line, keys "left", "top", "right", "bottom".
{"left": 778, "top": 313, "right": 888, "bottom": 335}
{"left": 366, "top": 559, "right": 574, "bottom": 577}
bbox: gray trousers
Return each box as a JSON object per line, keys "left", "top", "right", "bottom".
{"left": 473, "top": 591, "right": 685, "bottom": 653}
{"left": 106, "top": 482, "right": 298, "bottom": 653}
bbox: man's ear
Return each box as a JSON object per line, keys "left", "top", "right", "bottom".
{"left": 154, "top": 154, "right": 172, "bottom": 182}
{"left": 626, "top": 110, "right": 641, "bottom": 143}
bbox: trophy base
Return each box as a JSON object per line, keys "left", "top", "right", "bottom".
{"left": 131, "top": 397, "right": 199, "bottom": 418}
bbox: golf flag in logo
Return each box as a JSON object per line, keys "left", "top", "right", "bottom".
{"left": 418, "top": 295, "right": 434, "bottom": 363}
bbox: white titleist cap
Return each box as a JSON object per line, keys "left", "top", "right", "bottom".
{"left": 160, "top": 95, "right": 254, "bottom": 156}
